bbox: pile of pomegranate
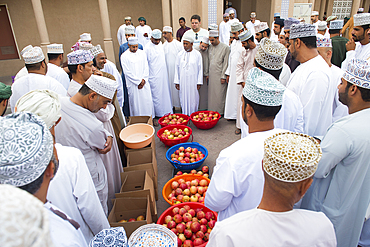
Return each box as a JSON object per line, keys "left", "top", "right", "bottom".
{"left": 192, "top": 112, "right": 219, "bottom": 122}
{"left": 161, "top": 114, "right": 188, "bottom": 126}
{"left": 161, "top": 128, "right": 190, "bottom": 140}
{"left": 174, "top": 166, "right": 209, "bottom": 179}
{"left": 162, "top": 204, "right": 216, "bottom": 246}
{"left": 170, "top": 147, "right": 205, "bottom": 163}
{"left": 118, "top": 215, "right": 144, "bottom": 223}
{"left": 167, "top": 176, "right": 209, "bottom": 204}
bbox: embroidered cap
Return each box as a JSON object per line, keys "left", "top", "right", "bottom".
{"left": 284, "top": 18, "right": 300, "bottom": 30}
{"left": 90, "top": 44, "right": 104, "bottom": 57}
{"left": 317, "top": 21, "right": 327, "bottom": 30}
{"left": 358, "top": 8, "right": 364, "bottom": 13}
{"left": 0, "top": 112, "right": 54, "bottom": 187}
{"left": 89, "top": 227, "right": 127, "bottom": 247}
{"left": 201, "top": 36, "right": 209, "bottom": 44}
{"left": 316, "top": 37, "right": 332, "bottom": 47}
{"left": 71, "top": 42, "right": 93, "bottom": 51}
{"left": 20, "top": 45, "right": 33, "bottom": 56}
{"left": 329, "top": 20, "right": 344, "bottom": 29}
{"left": 47, "top": 43, "right": 63, "bottom": 54}
{"left": 263, "top": 132, "right": 322, "bottom": 182}
{"left": 239, "top": 29, "right": 253, "bottom": 41}
{"left": 243, "top": 67, "right": 285, "bottom": 106}
{"left": 289, "top": 23, "right": 316, "bottom": 39}
{"left": 85, "top": 74, "right": 118, "bottom": 99}
{"left": 128, "top": 37, "right": 139, "bottom": 45}
{"left": 342, "top": 58, "right": 370, "bottom": 89}
{"left": 125, "top": 26, "right": 135, "bottom": 35}
{"left": 163, "top": 26, "right": 172, "bottom": 32}
{"left": 80, "top": 33, "right": 92, "bottom": 42}
{"left": 208, "top": 24, "right": 218, "bottom": 30}
{"left": 67, "top": 50, "right": 94, "bottom": 65}
{"left": 231, "top": 22, "right": 243, "bottom": 32}
{"left": 151, "top": 29, "right": 162, "bottom": 39}
{"left": 326, "top": 15, "right": 337, "bottom": 22}
{"left": 311, "top": 11, "right": 319, "bottom": 16}
{"left": 182, "top": 33, "right": 194, "bottom": 43}
{"left": 209, "top": 30, "right": 219, "bottom": 37}
{"left": 353, "top": 13, "right": 370, "bottom": 27}
{"left": 255, "top": 22, "right": 269, "bottom": 33}
{"left": 255, "top": 38, "right": 287, "bottom": 70}
{"left": 22, "top": 46, "right": 45, "bottom": 64}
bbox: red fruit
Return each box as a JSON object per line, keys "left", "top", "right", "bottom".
{"left": 173, "top": 214, "right": 183, "bottom": 224}
{"left": 198, "top": 197, "right": 205, "bottom": 203}
{"left": 164, "top": 215, "right": 172, "bottom": 224}
{"left": 185, "top": 181, "right": 191, "bottom": 188}
{"left": 199, "top": 179, "right": 208, "bottom": 187}
{"left": 197, "top": 186, "right": 205, "bottom": 195}
{"left": 199, "top": 218, "right": 208, "bottom": 225}
{"left": 208, "top": 219, "right": 216, "bottom": 229}
{"left": 179, "top": 233, "right": 186, "bottom": 242}
{"left": 184, "top": 157, "right": 190, "bottom": 163}
{"left": 184, "top": 228, "right": 192, "bottom": 238}
{"left": 185, "top": 221, "right": 192, "bottom": 230}
{"left": 175, "top": 188, "right": 183, "bottom": 196}
{"left": 191, "top": 234, "right": 197, "bottom": 241}
{"left": 204, "top": 232, "right": 210, "bottom": 241}
{"left": 188, "top": 209, "right": 196, "bottom": 217}
{"left": 190, "top": 186, "right": 197, "bottom": 195}
{"left": 177, "top": 195, "right": 183, "bottom": 201}
{"left": 179, "top": 208, "right": 187, "bottom": 215}
{"left": 205, "top": 212, "right": 215, "bottom": 221}
{"left": 128, "top": 218, "right": 136, "bottom": 222}
{"left": 180, "top": 183, "right": 188, "bottom": 190}
{"left": 200, "top": 224, "right": 207, "bottom": 233}
{"left": 177, "top": 237, "right": 182, "bottom": 247}
{"left": 175, "top": 150, "right": 180, "bottom": 155}
{"left": 190, "top": 179, "right": 198, "bottom": 186}
{"left": 176, "top": 223, "right": 185, "bottom": 233}
{"left": 171, "top": 228, "right": 178, "bottom": 235}
{"left": 183, "top": 205, "right": 191, "bottom": 211}
{"left": 197, "top": 211, "right": 205, "bottom": 220}
{"left": 190, "top": 221, "right": 201, "bottom": 233}
{"left": 172, "top": 181, "right": 179, "bottom": 190}
{"left": 183, "top": 240, "right": 194, "bottom": 247}
{"left": 195, "top": 208, "right": 202, "bottom": 213}
{"left": 183, "top": 213, "right": 192, "bottom": 222}
{"left": 196, "top": 231, "right": 204, "bottom": 239}
{"left": 167, "top": 220, "right": 176, "bottom": 229}
{"left": 192, "top": 217, "right": 199, "bottom": 222}
{"left": 172, "top": 207, "right": 180, "bottom": 215}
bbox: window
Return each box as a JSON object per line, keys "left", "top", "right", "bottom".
{"left": 0, "top": 4, "right": 19, "bottom": 60}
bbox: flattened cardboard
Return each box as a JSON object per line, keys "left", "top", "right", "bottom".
{"left": 108, "top": 196, "right": 152, "bottom": 237}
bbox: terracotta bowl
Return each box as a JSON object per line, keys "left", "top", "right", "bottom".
{"left": 119, "top": 123, "right": 155, "bottom": 149}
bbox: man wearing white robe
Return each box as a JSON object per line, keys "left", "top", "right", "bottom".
{"left": 136, "top": 17, "right": 152, "bottom": 47}
{"left": 208, "top": 132, "right": 336, "bottom": 247}
{"left": 270, "top": 13, "right": 281, "bottom": 42}
{"left": 341, "top": 13, "right": 370, "bottom": 69}
{"left": 245, "top": 12, "right": 261, "bottom": 38}
{"left": 205, "top": 68, "right": 286, "bottom": 221}
{"left": 15, "top": 90, "right": 110, "bottom": 244}
{"left": 235, "top": 30, "right": 258, "bottom": 133}
{"left": 228, "top": 10, "right": 239, "bottom": 26}
{"left": 121, "top": 37, "right": 154, "bottom": 117}
{"left": 117, "top": 16, "right": 135, "bottom": 46}
{"left": 174, "top": 35, "right": 203, "bottom": 115}
{"left": 9, "top": 46, "right": 66, "bottom": 112}
{"left": 225, "top": 22, "right": 244, "bottom": 122}
{"left": 46, "top": 44, "right": 70, "bottom": 90}
{"left": 316, "top": 37, "right": 348, "bottom": 121}
{"left": 311, "top": 11, "right": 320, "bottom": 34}
{"left": 163, "top": 26, "right": 183, "bottom": 109}
{"left": 55, "top": 75, "right": 118, "bottom": 215}
{"left": 286, "top": 23, "right": 333, "bottom": 137}
{"left": 0, "top": 112, "right": 88, "bottom": 247}
{"left": 194, "top": 37, "right": 210, "bottom": 110}
{"left": 144, "top": 29, "right": 173, "bottom": 117}
{"left": 301, "top": 58, "right": 370, "bottom": 247}
{"left": 219, "top": 13, "right": 231, "bottom": 45}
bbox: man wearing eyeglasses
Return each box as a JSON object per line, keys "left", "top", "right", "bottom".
{"left": 183, "top": 14, "right": 209, "bottom": 49}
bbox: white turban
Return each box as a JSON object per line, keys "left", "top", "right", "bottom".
{"left": 0, "top": 184, "right": 53, "bottom": 247}
{"left": 15, "top": 89, "right": 61, "bottom": 129}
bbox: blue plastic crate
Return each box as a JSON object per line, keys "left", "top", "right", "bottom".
{"left": 165, "top": 142, "right": 208, "bottom": 170}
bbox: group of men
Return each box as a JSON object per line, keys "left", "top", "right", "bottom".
{"left": 1, "top": 6, "right": 370, "bottom": 247}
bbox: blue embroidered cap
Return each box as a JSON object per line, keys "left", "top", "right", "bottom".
{"left": 342, "top": 58, "right": 370, "bottom": 89}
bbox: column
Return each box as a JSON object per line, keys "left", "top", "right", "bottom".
{"left": 98, "top": 0, "right": 115, "bottom": 64}
{"left": 31, "top": 0, "right": 50, "bottom": 58}
{"left": 351, "top": 0, "right": 361, "bottom": 16}
{"left": 162, "top": 0, "right": 172, "bottom": 27}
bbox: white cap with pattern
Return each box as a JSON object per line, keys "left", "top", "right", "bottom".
{"left": 85, "top": 74, "right": 118, "bottom": 99}
{"left": 231, "top": 22, "right": 243, "bottom": 32}
{"left": 208, "top": 24, "right": 218, "bottom": 30}
{"left": 67, "top": 50, "right": 94, "bottom": 65}
{"left": 255, "top": 38, "right": 287, "bottom": 70}
{"left": 317, "top": 21, "right": 327, "bottom": 30}
{"left": 125, "top": 26, "right": 135, "bottom": 35}
{"left": 47, "top": 43, "right": 63, "bottom": 54}
{"left": 22, "top": 46, "right": 45, "bottom": 64}
{"left": 316, "top": 37, "right": 332, "bottom": 47}
{"left": 289, "top": 23, "right": 316, "bottom": 39}
{"left": 90, "top": 44, "right": 104, "bottom": 57}
{"left": 21, "top": 45, "right": 33, "bottom": 56}
{"left": 201, "top": 36, "right": 209, "bottom": 44}
{"left": 263, "top": 132, "right": 322, "bottom": 182}
{"left": 151, "top": 29, "right": 162, "bottom": 39}
{"left": 242, "top": 67, "right": 285, "bottom": 106}
{"left": 354, "top": 13, "right": 370, "bottom": 27}
{"left": 342, "top": 58, "right": 370, "bottom": 89}
{"left": 255, "top": 22, "right": 269, "bottom": 33}
{"left": 128, "top": 37, "right": 139, "bottom": 45}
{"left": 239, "top": 29, "right": 252, "bottom": 41}
{"left": 329, "top": 20, "right": 344, "bottom": 29}
{"left": 80, "top": 33, "right": 92, "bottom": 42}
{"left": 209, "top": 30, "right": 219, "bottom": 37}
{"left": 163, "top": 26, "right": 172, "bottom": 32}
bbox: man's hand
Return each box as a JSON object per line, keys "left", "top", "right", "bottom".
{"left": 138, "top": 79, "right": 145, "bottom": 89}
{"left": 175, "top": 84, "right": 180, "bottom": 90}
{"left": 98, "top": 136, "right": 113, "bottom": 154}
{"left": 197, "top": 85, "right": 201, "bottom": 90}
{"left": 226, "top": 75, "right": 230, "bottom": 83}
{"left": 238, "top": 82, "right": 245, "bottom": 88}
{"left": 221, "top": 79, "right": 226, "bottom": 84}
{"left": 346, "top": 38, "right": 356, "bottom": 51}
{"left": 144, "top": 33, "right": 148, "bottom": 37}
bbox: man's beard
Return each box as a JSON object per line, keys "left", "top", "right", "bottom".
{"left": 338, "top": 90, "right": 349, "bottom": 106}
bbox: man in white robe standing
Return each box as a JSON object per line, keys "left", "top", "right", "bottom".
{"left": 316, "top": 37, "right": 348, "bottom": 121}
{"left": 301, "top": 58, "right": 370, "bottom": 247}
{"left": 163, "top": 26, "right": 183, "bottom": 110}
{"left": 194, "top": 37, "right": 210, "bottom": 110}
{"left": 207, "top": 132, "right": 337, "bottom": 247}
{"left": 174, "top": 35, "right": 203, "bottom": 115}
{"left": 228, "top": 10, "right": 239, "bottom": 26}
{"left": 270, "top": 13, "right": 281, "bottom": 42}
{"left": 9, "top": 46, "right": 66, "bottom": 112}
{"left": 121, "top": 37, "right": 154, "bottom": 117}
{"left": 219, "top": 13, "right": 231, "bottom": 45}
{"left": 245, "top": 12, "right": 261, "bottom": 38}
{"left": 208, "top": 30, "right": 230, "bottom": 115}
{"left": 136, "top": 17, "right": 152, "bottom": 47}
{"left": 15, "top": 89, "right": 110, "bottom": 244}
{"left": 311, "top": 11, "right": 320, "bottom": 33}
{"left": 225, "top": 22, "right": 244, "bottom": 122}
{"left": 235, "top": 29, "right": 258, "bottom": 134}
{"left": 286, "top": 23, "right": 333, "bottom": 137}
{"left": 144, "top": 29, "right": 172, "bottom": 117}
{"left": 205, "top": 68, "right": 286, "bottom": 221}
{"left": 117, "top": 16, "right": 134, "bottom": 46}
{"left": 272, "top": 18, "right": 284, "bottom": 43}
{"left": 46, "top": 43, "right": 70, "bottom": 90}
{"left": 55, "top": 75, "right": 118, "bottom": 215}
{"left": 341, "top": 13, "right": 370, "bottom": 69}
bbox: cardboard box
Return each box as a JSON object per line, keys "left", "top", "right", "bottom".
{"left": 127, "top": 116, "right": 153, "bottom": 126}
{"left": 126, "top": 148, "right": 157, "bottom": 176}
{"left": 108, "top": 196, "right": 152, "bottom": 237}
{"left": 124, "top": 140, "right": 155, "bottom": 156}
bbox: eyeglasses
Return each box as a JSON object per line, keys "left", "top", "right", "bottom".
{"left": 195, "top": 33, "right": 198, "bottom": 40}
